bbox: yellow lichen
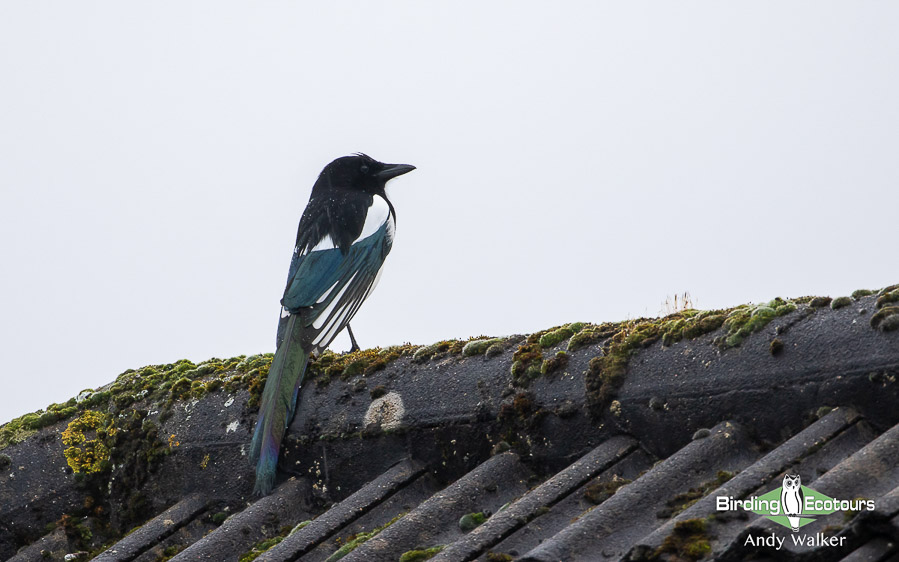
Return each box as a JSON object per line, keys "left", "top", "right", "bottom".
{"left": 61, "top": 410, "right": 115, "bottom": 474}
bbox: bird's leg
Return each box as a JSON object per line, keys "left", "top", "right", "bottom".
{"left": 346, "top": 324, "right": 361, "bottom": 353}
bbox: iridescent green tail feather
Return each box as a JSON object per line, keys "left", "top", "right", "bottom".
{"left": 249, "top": 314, "right": 308, "bottom": 495}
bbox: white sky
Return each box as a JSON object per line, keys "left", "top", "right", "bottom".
{"left": 1, "top": 3, "right": 897, "bottom": 422}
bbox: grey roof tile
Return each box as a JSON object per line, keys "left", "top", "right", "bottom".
{"left": 433, "top": 436, "right": 638, "bottom": 562}
{"left": 344, "top": 452, "right": 532, "bottom": 561}
{"left": 483, "top": 441, "right": 656, "bottom": 560}
{"left": 172, "top": 477, "right": 311, "bottom": 562}
{"left": 7, "top": 528, "right": 70, "bottom": 562}
{"left": 93, "top": 494, "right": 206, "bottom": 562}
{"left": 519, "top": 421, "right": 758, "bottom": 561}
{"left": 299, "top": 470, "right": 441, "bottom": 561}
{"left": 838, "top": 537, "right": 898, "bottom": 561}
{"left": 258, "top": 459, "right": 425, "bottom": 561}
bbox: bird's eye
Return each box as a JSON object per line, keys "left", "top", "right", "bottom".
{"left": 360, "top": 165, "right": 370, "bottom": 174}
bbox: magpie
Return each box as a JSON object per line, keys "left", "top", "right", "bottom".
{"left": 249, "top": 153, "right": 415, "bottom": 495}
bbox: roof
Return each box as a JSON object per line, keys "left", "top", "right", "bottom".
{"left": 1, "top": 287, "right": 898, "bottom": 561}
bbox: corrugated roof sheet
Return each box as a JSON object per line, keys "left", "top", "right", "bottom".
{"left": 2, "top": 289, "right": 898, "bottom": 561}
{"left": 48, "top": 407, "right": 898, "bottom": 562}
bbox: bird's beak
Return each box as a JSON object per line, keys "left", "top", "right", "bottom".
{"left": 376, "top": 163, "right": 416, "bottom": 180}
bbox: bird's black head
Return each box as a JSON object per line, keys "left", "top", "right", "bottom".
{"left": 315, "top": 153, "right": 415, "bottom": 195}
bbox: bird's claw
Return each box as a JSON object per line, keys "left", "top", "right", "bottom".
{"left": 346, "top": 324, "right": 361, "bottom": 354}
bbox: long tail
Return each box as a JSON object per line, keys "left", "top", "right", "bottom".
{"left": 249, "top": 314, "right": 309, "bottom": 495}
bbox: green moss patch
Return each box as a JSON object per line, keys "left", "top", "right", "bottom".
{"left": 831, "top": 296, "right": 852, "bottom": 310}
{"left": 655, "top": 518, "right": 712, "bottom": 561}
{"left": 567, "top": 323, "right": 619, "bottom": 352}
{"left": 879, "top": 284, "right": 899, "bottom": 296}
{"left": 399, "top": 546, "right": 445, "bottom": 562}
{"left": 462, "top": 338, "right": 505, "bottom": 357}
{"left": 657, "top": 471, "right": 735, "bottom": 519}
{"left": 769, "top": 338, "right": 785, "bottom": 356}
{"left": 512, "top": 323, "right": 626, "bottom": 386}
{"left": 235, "top": 522, "right": 311, "bottom": 562}
{"left": 56, "top": 514, "right": 96, "bottom": 551}
{"left": 325, "top": 513, "right": 404, "bottom": 561}
{"left": 499, "top": 392, "right": 539, "bottom": 424}
{"left": 157, "top": 544, "right": 186, "bottom": 561}
{"left": 497, "top": 390, "right": 548, "bottom": 454}
{"left": 661, "top": 311, "right": 726, "bottom": 347}
{"left": 0, "top": 398, "right": 82, "bottom": 450}
{"left": 541, "top": 351, "right": 569, "bottom": 376}
{"left": 583, "top": 475, "right": 631, "bottom": 505}
{"left": 409, "top": 337, "right": 487, "bottom": 364}
{"left": 238, "top": 534, "right": 287, "bottom": 562}
{"left": 47, "top": 354, "right": 278, "bottom": 421}
{"left": 508, "top": 325, "right": 587, "bottom": 379}
{"left": 717, "top": 300, "right": 791, "bottom": 348}
{"left": 876, "top": 289, "right": 899, "bottom": 310}
{"left": 510, "top": 343, "right": 544, "bottom": 385}
{"left": 539, "top": 323, "right": 585, "bottom": 348}
{"left": 0, "top": 419, "right": 37, "bottom": 451}
{"left": 871, "top": 306, "right": 899, "bottom": 331}
{"left": 136, "top": 358, "right": 243, "bottom": 406}
{"left": 584, "top": 320, "right": 662, "bottom": 417}
{"left": 307, "top": 345, "right": 417, "bottom": 384}
{"left": 459, "top": 511, "right": 489, "bottom": 532}
{"left": 880, "top": 315, "right": 899, "bottom": 332}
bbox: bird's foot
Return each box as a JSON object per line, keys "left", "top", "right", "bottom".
{"left": 346, "top": 324, "right": 361, "bottom": 354}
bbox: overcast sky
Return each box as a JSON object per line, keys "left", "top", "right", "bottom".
{"left": 1, "top": 3, "right": 897, "bottom": 422}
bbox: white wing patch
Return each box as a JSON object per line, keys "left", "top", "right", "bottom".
{"left": 315, "top": 280, "right": 339, "bottom": 304}
{"left": 312, "top": 272, "right": 357, "bottom": 330}
{"left": 367, "top": 264, "right": 386, "bottom": 301}
{"left": 310, "top": 235, "right": 337, "bottom": 252}
{"left": 360, "top": 194, "right": 392, "bottom": 240}
{"left": 313, "top": 297, "right": 356, "bottom": 348}
{"left": 385, "top": 213, "right": 395, "bottom": 247}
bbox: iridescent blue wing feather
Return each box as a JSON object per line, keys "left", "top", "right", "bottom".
{"left": 277, "top": 194, "right": 394, "bottom": 350}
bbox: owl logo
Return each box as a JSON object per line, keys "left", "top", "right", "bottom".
{"left": 781, "top": 474, "right": 804, "bottom": 532}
